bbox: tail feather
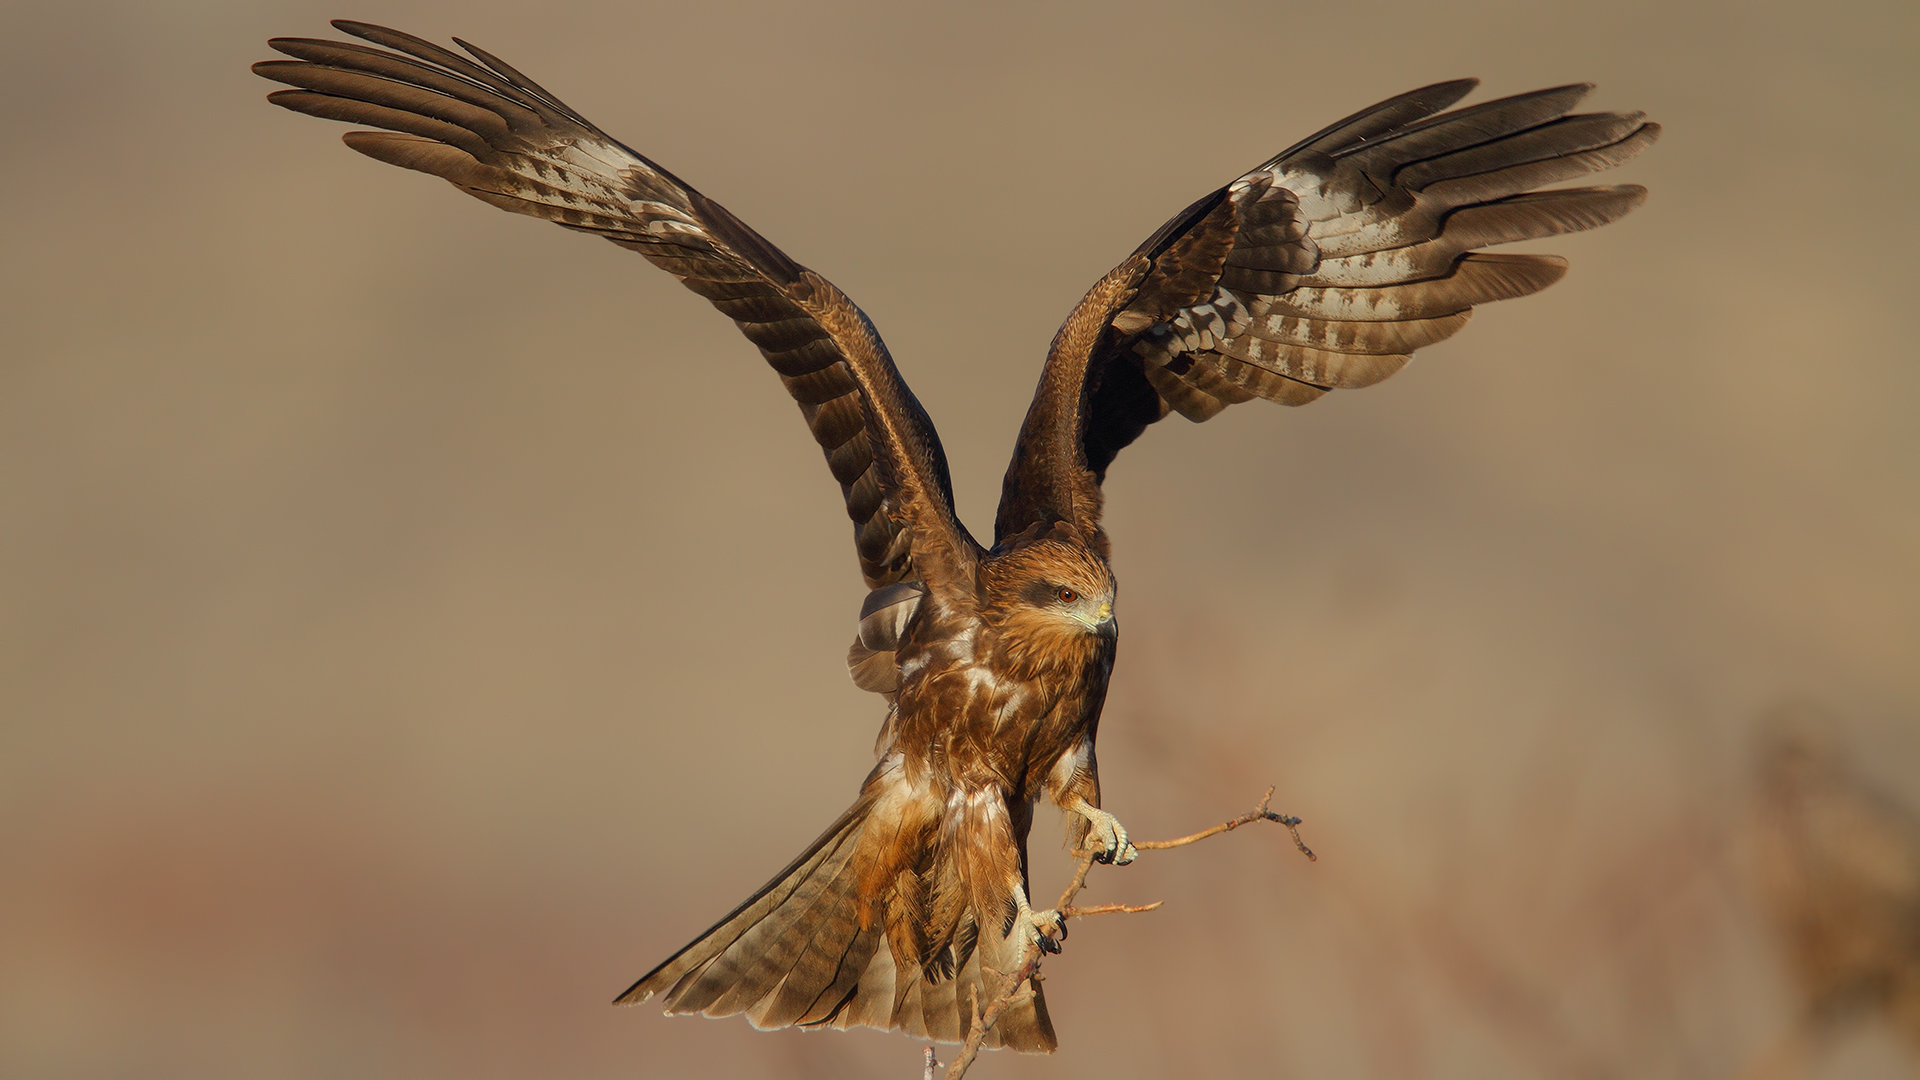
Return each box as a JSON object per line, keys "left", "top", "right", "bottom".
{"left": 615, "top": 803, "right": 855, "bottom": 1003}
{"left": 888, "top": 927, "right": 1055, "bottom": 1052}
{"left": 696, "top": 825, "right": 870, "bottom": 1016}
{"left": 746, "top": 879, "right": 879, "bottom": 1028}
{"left": 616, "top": 778, "right": 1058, "bottom": 1053}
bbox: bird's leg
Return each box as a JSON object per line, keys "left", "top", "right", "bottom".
{"left": 950, "top": 784, "right": 1063, "bottom": 954}
{"left": 1046, "top": 740, "right": 1137, "bottom": 866}
{"left": 1061, "top": 794, "right": 1137, "bottom": 865}
{"left": 1011, "top": 882, "right": 1065, "bottom": 955}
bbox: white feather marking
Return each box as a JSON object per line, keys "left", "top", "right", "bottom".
{"left": 1281, "top": 285, "right": 1406, "bottom": 321}
{"left": 1048, "top": 740, "right": 1091, "bottom": 794}
{"left": 991, "top": 686, "right": 1028, "bottom": 735}
{"left": 647, "top": 219, "right": 707, "bottom": 238}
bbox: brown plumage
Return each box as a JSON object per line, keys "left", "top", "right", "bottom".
{"left": 254, "top": 23, "right": 1658, "bottom": 1054}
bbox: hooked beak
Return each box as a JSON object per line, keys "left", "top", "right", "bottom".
{"left": 1093, "top": 602, "right": 1116, "bottom": 639}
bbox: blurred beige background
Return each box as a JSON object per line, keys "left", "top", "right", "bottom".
{"left": 2, "top": 0, "right": 1916, "bottom": 1077}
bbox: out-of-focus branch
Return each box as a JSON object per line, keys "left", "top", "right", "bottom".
{"left": 939, "top": 787, "right": 1313, "bottom": 1079}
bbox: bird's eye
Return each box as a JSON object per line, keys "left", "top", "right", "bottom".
{"left": 1057, "top": 587, "right": 1077, "bottom": 603}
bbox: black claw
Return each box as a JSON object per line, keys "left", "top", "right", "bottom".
{"left": 1038, "top": 932, "right": 1062, "bottom": 955}
{"left": 1093, "top": 848, "right": 1114, "bottom": 864}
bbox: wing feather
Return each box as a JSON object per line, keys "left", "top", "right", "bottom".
{"left": 995, "top": 81, "right": 1655, "bottom": 545}
{"left": 1270, "top": 253, "right": 1570, "bottom": 322}
{"left": 257, "top": 23, "right": 979, "bottom": 597}
{"left": 1337, "top": 84, "right": 1598, "bottom": 177}
{"left": 1273, "top": 78, "right": 1482, "bottom": 160}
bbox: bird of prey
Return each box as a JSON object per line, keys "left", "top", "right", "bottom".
{"left": 256, "top": 22, "right": 1657, "bottom": 1055}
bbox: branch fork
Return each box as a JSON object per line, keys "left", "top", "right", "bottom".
{"left": 937, "top": 787, "right": 1314, "bottom": 1078}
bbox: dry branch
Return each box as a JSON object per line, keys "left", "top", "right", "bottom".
{"left": 1063, "top": 901, "right": 1165, "bottom": 917}
{"left": 1135, "top": 787, "right": 1316, "bottom": 859}
{"left": 940, "top": 787, "right": 1314, "bottom": 1079}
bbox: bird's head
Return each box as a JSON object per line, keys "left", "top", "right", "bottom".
{"left": 981, "top": 539, "right": 1117, "bottom": 648}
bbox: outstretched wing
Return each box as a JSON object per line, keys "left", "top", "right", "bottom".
{"left": 255, "top": 21, "right": 979, "bottom": 597}
{"left": 994, "top": 80, "right": 1659, "bottom": 548}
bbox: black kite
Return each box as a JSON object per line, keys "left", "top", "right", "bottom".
{"left": 256, "top": 22, "right": 1658, "bottom": 1054}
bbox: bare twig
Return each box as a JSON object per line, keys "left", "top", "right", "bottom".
{"left": 942, "top": 949, "right": 1045, "bottom": 1078}
{"left": 1135, "top": 786, "right": 1316, "bottom": 860}
{"left": 922, "top": 1045, "right": 939, "bottom": 1080}
{"left": 1063, "top": 901, "right": 1165, "bottom": 917}
{"left": 939, "top": 787, "right": 1312, "bottom": 1078}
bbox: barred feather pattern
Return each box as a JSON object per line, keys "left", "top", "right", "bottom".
{"left": 254, "top": 21, "right": 973, "bottom": 594}
{"left": 996, "top": 79, "right": 1658, "bottom": 544}
{"left": 610, "top": 755, "right": 1055, "bottom": 1052}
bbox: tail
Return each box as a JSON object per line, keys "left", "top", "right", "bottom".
{"left": 614, "top": 774, "right": 1057, "bottom": 1054}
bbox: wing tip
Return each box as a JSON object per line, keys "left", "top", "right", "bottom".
{"left": 611, "top": 980, "right": 655, "bottom": 1007}
{"left": 1535, "top": 81, "right": 1598, "bottom": 100}
{"left": 1456, "top": 251, "right": 1571, "bottom": 298}
{"left": 339, "top": 129, "right": 477, "bottom": 177}
{"left": 260, "top": 86, "right": 310, "bottom": 108}
{"left": 1468, "top": 251, "right": 1570, "bottom": 268}
{"left": 1551, "top": 182, "right": 1651, "bottom": 218}
{"left": 1424, "top": 76, "right": 1482, "bottom": 101}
